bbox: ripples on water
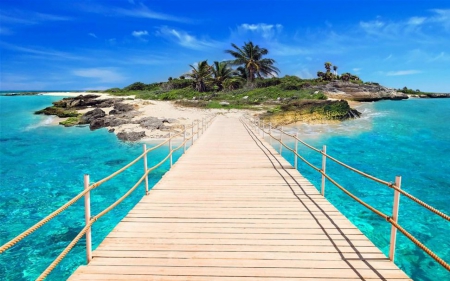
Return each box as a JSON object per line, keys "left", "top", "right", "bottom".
{"left": 0, "top": 96, "right": 183, "bottom": 280}
{"left": 279, "top": 99, "right": 450, "bottom": 281}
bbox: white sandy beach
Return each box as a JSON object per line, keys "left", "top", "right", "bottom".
{"left": 44, "top": 93, "right": 260, "bottom": 141}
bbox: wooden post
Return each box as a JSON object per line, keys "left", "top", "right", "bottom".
{"left": 83, "top": 174, "right": 92, "bottom": 263}
{"left": 169, "top": 132, "right": 173, "bottom": 168}
{"left": 321, "top": 145, "right": 327, "bottom": 196}
{"left": 294, "top": 132, "right": 299, "bottom": 170}
{"left": 279, "top": 126, "right": 283, "bottom": 154}
{"left": 183, "top": 125, "right": 187, "bottom": 153}
{"left": 143, "top": 144, "right": 149, "bottom": 195}
{"left": 191, "top": 121, "right": 194, "bottom": 145}
{"left": 269, "top": 123, "right": 272, "bottom": 145}
{"left": 258, "top": 118, "right": 260, "bottom": 136}
{"left": 389, "top": 176, "right": 401, "bottom": 262}
{"left": 262, "top": 121, "right": 265, "bottom": 139}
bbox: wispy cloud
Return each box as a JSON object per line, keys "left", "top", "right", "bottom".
{"left": 156, "top": 26, "right": 218, "bottom": 50}
{"left": 0, "top": 42, "right": 86, "bottom": 60}
{"left": 72, "top": 68, "right": 126, "bottom": 83}
{"left": 386, "top": 70, "right": 422, "bottom": 76}
{"left": 408, "top": 17, "right": 426, "bottom": 25}
{"left": 0, "top": 10, "right": 71, "bottom": 25}
{"left": 132, "top": 30, "right": 148, "bottom": 37}
{"left": 116, "top": 3, "right": 190, "bottom": 23}
{"left": 88, "top": 33, "right": 97, "bottom": 38}
{"left": 238, "top": 23, "right": 283, "bottom": 39}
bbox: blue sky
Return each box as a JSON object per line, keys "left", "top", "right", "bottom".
{"left": 1, "top": 0, "right": 449, "bottom": 92}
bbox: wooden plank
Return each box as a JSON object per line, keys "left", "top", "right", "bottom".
{"left": 68, "top": 116, "right": 411, "bottom": 281}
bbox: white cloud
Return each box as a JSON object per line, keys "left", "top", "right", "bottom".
{"left": 88, "top": 33, "right": 97, "bottom": 38}
{"left": 0, "top": 42, "right": 86, "bottom": 60}
{"left": 116, "top": 3, "right": 190, "bottom": 23}
{"left": 238, "top": 23, "right": 283, "bottom": 39}
{"left": 72, "top": 68, "right": 125, "bottom": 83}
{"left": 360, "top": 20, "right": 385, "bottom": 30}
{"left": 386, "top": 70, "right": 422, "bottom": 76}
{"left": 430, "top": 9, "right": 450, "bottom": 29}
{"left": 156, "top": 26, "right": 217, "bottom": 50}
{"left": 353, "top": 68, "right": 362, "bottom": 73}
{"left": 132, "top": 30, "right": 148, "bottom": 37}
{"left": 408, "top": 17, "right": 426, "bottom": 25}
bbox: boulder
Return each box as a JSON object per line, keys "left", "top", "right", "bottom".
{"left": 109, "top": 103, "right": 135, "bottom": 114}
{"left": 313, "top": 81, "right": 408, "bottom": 101}
{"left": 89, "top": 119, "right": 105, "bottom": 130}
{"left": 117, "top": 131, "right": 146, "bottom": 141}
{"left": 162, "top": 118, "right": 179, "bottom": 124}
{"left": 80, "top": 108, "right": 106, "bottom": 124}
{"left": 219, "top": 102, "right": 230, "bottom": 106}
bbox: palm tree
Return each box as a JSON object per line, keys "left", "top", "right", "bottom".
{"left": 235, "top": 66, "right": 248, "bottom": 80}
{"left": 324, "top": 62, "right": 332, "bottom": 73}
{"left": 333, "top": 65, "right": 338, "bottom": 76}
{"left": 211, "top": 61, "right": 235, "bottom": 91}
{"left": 185, "top": 60, "right": 212, "bottom": 92}
{"left": 225, "top": 41, "right": 279, "bottom": 84}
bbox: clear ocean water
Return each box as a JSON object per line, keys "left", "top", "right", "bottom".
{"left": 0, "top": 95, "right": 185, "bottom": 280}
{"left": 275, "top": 99, "right": 450, "bottom": 281}
{"left": 1, "top": 96, "right": 449, "bottom": 280}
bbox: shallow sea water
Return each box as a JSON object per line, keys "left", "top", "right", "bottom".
{"left": 1, "top": 96, "right": 449, "bottom": 280}
{"left": 273, "top": 99, "right": 450, "bottom": 281}
{"left": 0, "top": 96, "right": 185, "bottom": 280}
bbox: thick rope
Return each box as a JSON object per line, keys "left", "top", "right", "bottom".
{"left": 257, "top": 120, "right": 449, "bottom": 220}
{"left": 389, "top": 185, "right": 450, "bottom": 222}
{"left": 32, "top": 115, "right": 218, "bottom": 279}
{"left": 0, "top": 123, "right": 195, "bottom": 254}
{"left": 387, "top": 218, "right": 450, "bottom": 271}
{"left": 244, "top": 117, "right": 450, "bottom": 272}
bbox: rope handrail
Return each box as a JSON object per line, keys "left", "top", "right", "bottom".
{"left": 35, "top": 116, "right": 219, "bottom": 279}
{"left": 242, "top": 116, "right": 450, "bottom": 272}
{"left": 251, "top": 116, "right": 450, "bottom": 221}
{"left": 0, "top": 123, "right": 190, "bottom": 254}
{"left": 0, "top": 115, "right": 216, "bottom": 267}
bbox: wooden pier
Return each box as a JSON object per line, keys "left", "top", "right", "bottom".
{"left": 68, "top": 115, "right": 411, "bottom": 280}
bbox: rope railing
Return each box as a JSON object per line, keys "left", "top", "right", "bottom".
{"left": 243, "top": 115, "right": 450, "bottom": 272}
{"left": 1, "top": 114, "right": 216, "bottom": 280}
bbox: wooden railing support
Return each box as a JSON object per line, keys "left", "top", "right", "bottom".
{"left": 191, "top": 121, "right": 194, "bottom": 145}
{"left": 143, "top": 144, "right": 149, "bottom": 195}
{"left": 279, "top": 126, "right": 283, "bottom": 154}
{"left": 262, "top": 121, "right": 265, "bottom": 139}
{"left": 321, "top": 145, "right": 327, "bottom": 196}
{"left": 169, "top": 132, "right": 173, "bottom": 167}
{"left": 183, "top": 125, "right": 187, "bottom": 153}
{"left": 83, "top": 174, "right": 92, "bottom": 263}
{"left": 269, "top": 123, "right": 272, "bottom": 145}
{"left": 294, "top": 132, "right": 299, "bottom": 170}
{"left": 389, "top": 176, "right": 401, "bottom": 262}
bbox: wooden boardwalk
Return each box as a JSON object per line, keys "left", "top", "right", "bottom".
{"left": 69, "top": 116, "right": 411, "bottom": 281}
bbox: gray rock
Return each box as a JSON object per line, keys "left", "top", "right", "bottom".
{"left": 117, "top": 131, "right": 146, "bottom": 141}
{"left": 313, "top": 81, "right": 408, "bottom": 101}
{"left": 80, "top": 108, "right": 106, "bottom": 124}
{"left": 162, "top": 118, "right": 179, "bottom": 124}
{"left": 242, "top": 96, "right": 248, "bottom": 100}
{"left": 108, "top": 128, "right": 115, "bottom": 133}
{"left": 219, "top": 101, "right": 230, "bottom": 106}
{"left": 90, "top": 118, "right": 105, "bottom": 130}
{"left": 109, "top": 103, "right": 134, "bottom": 114}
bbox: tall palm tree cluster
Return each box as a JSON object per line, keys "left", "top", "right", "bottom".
{"left": 317, "top": 62, "right": 360, "bottom": 82}
{"left": 185, "top": 41, "right": 279, "bottom": 92}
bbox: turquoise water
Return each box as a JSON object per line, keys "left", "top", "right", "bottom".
{"left": 274, "top": 99, "right": 450, "bottom": 281}
{"left": 0, "top": 96, "right": 184, "bottom": 280}
{"left": 1, "top": 97, "right": 449, "bottom": 280}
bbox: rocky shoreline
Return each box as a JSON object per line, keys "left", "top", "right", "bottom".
{"left": 35, "top": 94, "right": 217, "bottom": 142}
